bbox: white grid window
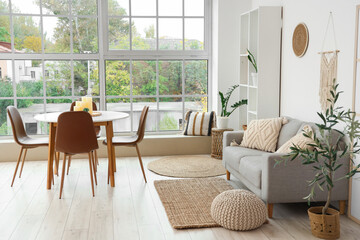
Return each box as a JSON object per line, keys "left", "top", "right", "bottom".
{"left": 0, "top": 0, "right": 211, "bottom": 136}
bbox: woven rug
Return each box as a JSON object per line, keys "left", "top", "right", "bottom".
{"left": 154, "top": 178, "right": 233, "bottom": 229}
{"left": 147, "top": 155, "right": 226, "bottom": 178}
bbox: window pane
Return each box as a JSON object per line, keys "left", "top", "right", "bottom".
{"left": 15, "top": 60, "right": 43, "bottom": 97}
{"left": 74, "top": 60, "right": 99, "bottom": 96}
{"left": 108, "top": 0, "right": 129, "bottom": 16}
{"left": 109, "top": 17, "right": 130, "bottom": 50}
{"left": 71, "top": 0, "right": 97, "bottom": 15}
{"left": 132, "top": 61, "right": 156, "bottom": 96}
{"left": 17, "top": 99, "right": 43, "bottom": 135}
{"left": 131, "top": 0, "right": 156, "bottom": 16}
{"left": 185, "top": 97, "right": 207, "bottom": 112}
{"left": 132, "top": 18, "right": 156, "bottom": 50}
{"left": 0, "top": 60, "right": 13, "bottom": 97}
{"left": 0, "top": 99, "right": 14, "bottom": 135}
{"left": 42, "top": 0, "right": 69, "bottom": 15}
{"left": 185, "top": 18, "right": 204, "bottom": 50}
{"left": 45, "top": 61, "right": 71, "bottom": 97}
{"left": 0, "top": 17, "right": 10, "bottom": 50}
{"left": 105, "top": 61, "right": 130, "bottom": 96}
{"left": 159, "top": 61, "right": 182, "bottom": 95}
{"left": 158, "top": 0, "right": 182, "bottom": 16}
{"left": 43, "top": 17, "right": 70, "bottom": 53}
{"left": 0, "top": 0, "right": 9, "bottom": 13}
{"left": 133, "top": 98, "right": 157, "bottom": 132}
{"left": 159, "top": 97, "right": 182, "bottom": 131}
{"left": 106, "top": 98, "right": 130, "bottom": 132}
{"left": 13, "top": 16, "right": 41, "bottom": 53}
{"left": 159, "top": 18, "right": 183, "bottom": 50}
{"left": 73, "top": 17, "right": 98, "bottom": 53}
{"left": 185, "top": 60, "right": 207, "bottom": 95}
{"left": 12, "top": 0, "right": 40, "bottom": 14}
{"left": 46, "top": 99, "right": 72, "bottom": 112}
{"left": 185, "top": 0, "right": 204, "bottom": 16}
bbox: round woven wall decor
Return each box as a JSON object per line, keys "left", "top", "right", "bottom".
{"left": 292, "top": 23, "right": 309, "bottom": 57}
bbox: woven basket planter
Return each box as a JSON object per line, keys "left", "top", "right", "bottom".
{"left": 308, "top": 207, "right": 340, "bottom": 239}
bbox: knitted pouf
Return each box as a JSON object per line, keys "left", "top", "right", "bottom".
{"left": 211, "top": 189, "right": 267, "bottom": 231}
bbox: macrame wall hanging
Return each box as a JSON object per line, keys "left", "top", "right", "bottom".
{"left": 319, "top": 12, "right": 340, "bottom": 112}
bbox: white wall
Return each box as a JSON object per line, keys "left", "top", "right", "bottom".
{"left": 252, "top": 0, "right": 360, "bottom": 222}
{"left": 212, "top": 0, "right": 251, "bottom": 130}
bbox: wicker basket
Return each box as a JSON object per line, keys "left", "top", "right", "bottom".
{"left": 308, "top": 207, "right": 340, "bottom": 239}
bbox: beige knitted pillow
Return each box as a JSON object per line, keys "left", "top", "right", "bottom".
{"left": 240, "top": 117, "right": 287, "bottom": 152}
{"left": 276, "top": 125, "right": 314, "bottom": 153}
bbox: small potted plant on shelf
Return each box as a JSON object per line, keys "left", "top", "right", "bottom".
{"left": 218, "top": 85, "right": 247, "bottom": 129}
{"left": 247, "top": 49, "right": 258, "bottom": 86}
{"left": 276, "top": 81, "right": 360, "bottom": 239}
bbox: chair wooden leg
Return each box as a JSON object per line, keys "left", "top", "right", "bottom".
{"left": 92, "top": 151, "right": 97, "bottom": 173}
{"left": 66, "top": 156, "right": 72, "bottom": 175}
{"left": 226, "top": 170, "right": 230, "bottom": 180}
{"left": 11, "top": 147, "right": 24, "bottom": 187}
{"left": 267, "top": 203, "right": 274, "bottom": 218}
{"left": 88, "top": 153, "right": 95, "bottom": 197}
{"left": 95, "top": 150, "right": 99, "bottom": 166}
{"left": 91, "top": 151, "right": 97, "bottom": 185}
{"left": 339, "top": 200, "right": 346, "bottom": 215}
{"left": 19, "top": 148, "right": 28, "bottom": 178}
{"left": 59, "top": 154, "right": 67, "bottom": 199}
{"left": 135, "top": 144, "right": 147, "bottom": 183}
{"left": 54, "top": 152, "right": 60, "bottom": 176}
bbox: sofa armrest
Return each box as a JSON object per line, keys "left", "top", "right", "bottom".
{"left": 223, "top": 131, "right": 244, "bottom": 149}
{"left": 261, "top": 153, "right": 349, "bottom": 203}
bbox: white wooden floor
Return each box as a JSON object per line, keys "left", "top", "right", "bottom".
{"left": 0, "top": 155, "right": 359, "bottom": 240}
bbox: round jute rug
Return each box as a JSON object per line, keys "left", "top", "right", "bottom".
{"left": 147, "top": 155, "right": 226, "bottom": 178}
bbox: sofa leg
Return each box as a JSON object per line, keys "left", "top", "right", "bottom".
{"left": 339, "top": 200, "right": 346, "bottom": 215}
{"left": 267, "top": 203, "right": 274, "bottom": 218}
{"left": 226, "top": 170, "right": 230, "bottom": 180}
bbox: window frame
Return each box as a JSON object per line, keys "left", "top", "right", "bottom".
{"left": 0, "top": 0, "right": 212, "bottom": 136}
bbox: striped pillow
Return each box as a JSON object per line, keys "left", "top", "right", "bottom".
{"left": 184, "top": 111, "right": 215, "bottom": 136}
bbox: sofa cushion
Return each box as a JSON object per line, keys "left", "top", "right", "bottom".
{"left": 239, "top": 156, "right": 263, "bottom": 189}
{"left": 276, "top": 117, "right": 303, "bottom": 150}
{"left": 223, "top": 146, "right": 264, "bottom": 171}
{"left": 240, "top": 117, "right": 286, "bottom": 152}
{"left": 276, "top": 125, "right": 314, "bottom": 153}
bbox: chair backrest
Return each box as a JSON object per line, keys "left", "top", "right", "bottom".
{"left": 55, "top": 111, "right": 98, "bottom": 154}
{"left": 7, "top": 106, "right": 28, "bottom": 145}
{"left": 136, "top": 106, "right": 149, "bottom": 143}
{"left": 70, "top": 101, "right": 97, "bottom": 111}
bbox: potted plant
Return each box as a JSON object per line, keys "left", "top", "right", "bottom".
{"left": 247, "top": 49, "right": 258, "bottom": 86}
{"left": 218, "top": 85, "right": 247, "bottom": 129}
{"left": 276, "top": 81, "right": 360, "bottom": 239}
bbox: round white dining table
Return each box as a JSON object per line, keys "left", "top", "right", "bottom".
{"left": 34, "top": 111, "right": 129, "bottom": 189}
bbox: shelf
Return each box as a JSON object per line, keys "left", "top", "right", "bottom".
{"left": 240, "top": 54, "right": 249, "bottom": 57}
{"left": 248, "top": 111, "right": 257, "bottom": 115}
{"left": 248, "top": 85, "right": 258, "bottom": 89}
{"left": 239, "top": 84, "right": 248, "bottom": 87}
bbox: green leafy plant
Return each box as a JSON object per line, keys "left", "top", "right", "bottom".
{"left": 247, "top": 49, "right": 257, "bottom": 73}
{"left": 219, "top": 85, "right": 247, "bottom": 117}
{"left": 276, "top": 80, "right": 360, "bottom": 215}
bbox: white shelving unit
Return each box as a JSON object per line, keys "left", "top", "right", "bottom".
{"left": 239, "top": 6, "right": 282, "bottom": 127}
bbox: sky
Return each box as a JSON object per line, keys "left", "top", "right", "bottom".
{"left": 5, "top": 0, "right": 204, "bottom": 43}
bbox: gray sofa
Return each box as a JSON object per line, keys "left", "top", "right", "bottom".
{"left": 222, "top": 117, "right": 349, "bottom": 218}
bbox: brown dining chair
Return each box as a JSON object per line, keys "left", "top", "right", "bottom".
{"left": 7, "top": 106, "right": 52, "bottom": 187}
{"left": 57, "top": 101, "right": 100, "bottom": 175}
{"left": 55, "top": 111, "right": 99, "bottom": 198}
{"left": 103, "top": 106, "right": 149, "bottom": 183}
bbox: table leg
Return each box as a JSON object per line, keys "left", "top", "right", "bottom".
{"left": 105, "top": 121, "right": 115, "bottom": 187}
{"left": 47, "top": 123, "right": 56, "bottom": 190}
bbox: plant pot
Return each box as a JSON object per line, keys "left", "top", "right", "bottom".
{"left": 251, "top": 73, "right": 258, "bottom": 86}
{"left": 217, "top": 116, "right": 229, "bottom": 129}
{"left": 308, "top": 207, "right": 340, "bottom": 239}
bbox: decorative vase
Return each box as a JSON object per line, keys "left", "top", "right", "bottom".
{"left": 242, "top": 125, "right": 247, "bottom": 131}
{"left": 308, "top": 207, "right": 340, "bottom": 239}
{"left": 251, "top": 73, "right": 258, "bottom": 86}
{"left": 217, "top": 116, "right": 229, "bottom": 129}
